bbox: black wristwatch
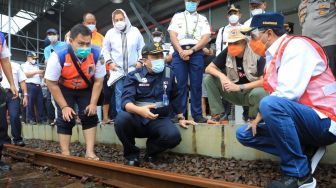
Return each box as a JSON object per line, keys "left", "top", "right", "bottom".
{"left": 192, "top": 48, "right": 196, "bottom": 54}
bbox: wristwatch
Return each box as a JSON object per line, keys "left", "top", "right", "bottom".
{"left": 191, "top": 48, "right": 196, "bottom": 54}
{"left": 239, "top": 84, "right": 245, "bottom": 92}
{"left": 177, "top": 116, "right": 185, "bottom": 121}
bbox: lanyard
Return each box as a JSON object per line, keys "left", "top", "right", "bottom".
{"left": 184, "top": 12, "right": 199, "bottom": 39}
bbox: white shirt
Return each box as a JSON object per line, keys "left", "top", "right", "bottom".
{"left": 215, "top": 23, "right": 241, "bottom": 55}
{"left": 44, "top": 52, "right": 106, "bottom": 82}
{"left": 21, "top": 61, "right": 42, "bottom": 84}
{"left": 102, "top": 26, "right": 144, "bottom": 74}
{"left": 0, "top": 40, "right": 11, "bottom": 79}
{"left": 266, "top": 34, "right": 326, "bottom": 101}
{"left": 168, "top": 11, "right": 211, "bottom": 46}
{"left": 1, "top": 62, "right": 26, "bottom": 90}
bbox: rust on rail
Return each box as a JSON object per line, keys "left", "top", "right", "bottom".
{"left": 3, "top": 144, "right": 259, "bottom": 188}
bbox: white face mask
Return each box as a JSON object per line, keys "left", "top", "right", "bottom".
{"left": 153, "top": 37, "right": 162, "bottom": 43}
{"left": 114, "top": 21, "right": 126, "bottom": 31}
{"left": 251, "top": 8, "right": 264, "bottom": 16}
{"left": 228, "top": 14, "right": 239, "bottom": 24}
{"left": 48, "top": 35, "right": 58, "bottom": 43}
{"left": 30, "top": 60, "right": 36, "bottom": 64}
{"left": 87, "top": 24, "right": 96, "bottom": 32}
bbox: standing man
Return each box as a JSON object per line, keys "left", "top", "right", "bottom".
{"left": 168, "top": 0, "right": 211, "bottom": 123}
{"left": 216, "top": 4, "right": 242, "bottom": 55}
{"left": 236, "top": 13, "right": 336, "bottom": 187}
{"left": 115, "top": 42, "right": 196, "bottom": 166}
{"left": 83, "top": 12, "right": 105, "bottom": 123}
{"left": 22, "top": 52, "right": 45, "bottom": 125}
{"left": 0, "top": 31, "right": 18, "bottom": 171}
{"left": 1, "top": 61, "right": 28, "bottom": 146}
{"left": 243, "top": 0, "right": 267, "bottom": 27}
{"left": 44, "top": 28, "right": 66, "bottom": 126}
{"left": 299, "top": 0, "right": 336, "bottom": 77}
{"left": 103, "top": 9, "right": 145, "bottom": 114}
{"left": 45, "top": 24, "right": 105, "bottom": 160}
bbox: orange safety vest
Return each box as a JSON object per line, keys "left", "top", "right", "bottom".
{"left": 264, "top": 36, "right": 336, "bottom": 122}
{"left": 55, "top": 44, "right": 101, "bottom": 90}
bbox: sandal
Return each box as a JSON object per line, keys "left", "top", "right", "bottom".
{"left": 85, "top": 155, "right": 100, "bottom": 161}
{"left": 102, "top": 119, "right": 112, "bottom": 125}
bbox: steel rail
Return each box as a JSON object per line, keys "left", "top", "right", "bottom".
{"left": 3, "top": 144, "right": 259, "bottom": 188}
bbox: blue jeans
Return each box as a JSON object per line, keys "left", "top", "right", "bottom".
{"left": 26, "top": 83, "right": 45, "bottom": 123}
{"left": 171, "top": 51, "right": 204, "bottom": 120}
{"left": 236, "top": 96, "right": 336, "bottom": 178}
{"left": 114, "top": 78, "right": 124, "bottom": 114}
{"left": 6, "top": 91, "right": 23, "bottom": 142}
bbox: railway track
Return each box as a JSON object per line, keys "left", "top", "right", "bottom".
{"left": 3, "top": 144, "right": 259, "bottom": 188}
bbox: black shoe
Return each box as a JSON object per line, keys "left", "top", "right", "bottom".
{"left": 211, "top": 113, "right": 229, "bottom": 122}
{"left": 0, "top": 161, "right": 11, "bottom": 172}
{"left": 144, "top": 154, "right": 158, "bottom": 163}
{"left": 266, "top": 174, "right": 316, "bottom": 188}
{"left": 13, "top": 140, "right": 25, "bottom": 147}
{"left": 125, "top": 157, "right": 140, "bottom": 167}
{"left": 195, "top": 117, "right": 208, "bottom": 123}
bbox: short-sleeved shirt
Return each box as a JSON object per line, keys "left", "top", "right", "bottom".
{"left": 1, "top": 62, "right": 27, "bottom": 90}
{"left": 44, "top": 41, "right": 66, "bottom": 62}
{"left": 0, "top": 37, "right": 11, "bottom": 80}
{"left": 44, "top": 51, "right": 106, "bottom": 82}
{"left": 213, "top": 48, "right": 265, "bottom": 84}
{"left": 168, "top": 11, "right": 211, "bottom": 46}
{"left": 21, "top": 62, "right": 43, "bottom": 85}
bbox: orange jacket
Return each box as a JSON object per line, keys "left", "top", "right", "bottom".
{"left": 55, "top": 44, "right": 100, "bottom": 90}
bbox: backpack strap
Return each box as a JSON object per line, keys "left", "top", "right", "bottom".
{"left": 220, "top": 27, "right": 225, "bottom": 52}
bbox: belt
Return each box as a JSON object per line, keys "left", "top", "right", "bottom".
{"left": 27, "top": 83, "right": 41, "bottom": 87}
{"left": 181, "top": 45, "right": 195, "bottom": 50}
{"left": 134, "top": 101, "right": 165, "bottom": 108}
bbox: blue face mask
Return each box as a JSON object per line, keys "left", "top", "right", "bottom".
{"left": 151, "top": 59, "right": 165, "bottom": 73}
{"left": 75, "top": 47, "right": 91, "bottom": 58}
{"left": 185, "top": 1, "right": 198, "bottom": 12}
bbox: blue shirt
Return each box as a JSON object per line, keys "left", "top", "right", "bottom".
{"left": 44, "top": 41, "right": 66, "bottom": 62}
{"left": 121, "top": 66, "right": 181, "bottom": 124}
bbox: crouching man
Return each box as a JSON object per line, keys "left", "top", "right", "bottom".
{"left": 115, "top": 43, "right": 196, "bottom": 166}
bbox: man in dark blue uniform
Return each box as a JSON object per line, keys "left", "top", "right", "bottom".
{"left": 115, "top": 43, "right": 197, "bottom": 166}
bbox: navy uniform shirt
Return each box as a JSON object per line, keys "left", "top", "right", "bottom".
{"left": 121, "top": 65, "right": 181, "bottom": 124}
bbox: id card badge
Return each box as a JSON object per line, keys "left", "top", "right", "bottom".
{"left": 329, "top": 120, "right": 336, "bottom": 136}
{"left": 162, "top": 83, "right": 169, "bottom": 106}
{"left": 88, "top": 64, "right": 95, "bottom": 75}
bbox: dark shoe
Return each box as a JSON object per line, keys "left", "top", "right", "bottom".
{"left": 144, "top": 154, "right": 157, "bottom": 163}
{"left": 13, "top": 140, "right": 25, "bottom": 147}
{"left": 48, "top": 120, "right": 56, "bottom": 126}
{"left": 242, "top": 106, "right": 249, "bottom": 122}
{"left": 211, "top": 113, "right": 229, "bottom": 122}
{"left": 195, "top": 117, "right": 208, "bottom": 123}
{"left": 0, "top": 161, "right": 11, "bottom": 172}
{"left": 266, "top": 174, "right": 316, "bottom": 188}
{"left": 125, "top": 157, "right": 140, "bottom": 167}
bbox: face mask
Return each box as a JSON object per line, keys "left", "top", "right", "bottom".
{"left": 75, "top": 47, "right": 91, "bottom": 58}
{"left": 151, "top": 59, "right": 165, "bottom": 73}
{"left": 251, "top": 8, "right": 264, "bottom": 16}
{"left": 228, "top": 44, "right": 244, "bottom": 57}
{"left": 48, "top": 35, "right": 58, "bottom": 43}
{"left": 115, "top": 21, "right": 126, "bottom": 31}
{"left": 153, "top": 37, "right": 162, "bottom": 43}
{"left": 228, "top": 14, "right": 239, "bottom": 24}
{"left": 30, "top": 60, "right": 37, "bottom": 65}
{"left": 185, "top": 1, "right": 198, "bottom": 12}
{"left": 87, "top": 24, "right": 96, "bottom": 32}
{"left": 250, "top": 32, "right": 267, "bottom": 57}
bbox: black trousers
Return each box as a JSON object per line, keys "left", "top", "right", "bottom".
{"left": 115, "top": 111, "right": 181, "bottom": 160}
{"left": 323, "top": 45, "right": 336, "bottom": 78}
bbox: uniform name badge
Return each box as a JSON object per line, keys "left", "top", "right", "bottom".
{"left": 163, "top": 82, "right": 169, "bottom": 106}
{"left": 186, "top": 34, "right": 194, "bottom": 40}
